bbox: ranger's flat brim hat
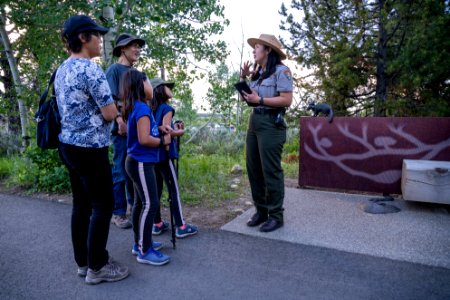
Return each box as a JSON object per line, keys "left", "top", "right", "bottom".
{"left": 150, "top": 78, "right": 175, "bottom": 89}
{"left": 113, "top": 33, "right": 146, "bottom": 57}
{"left": 247, "top": 34, "right": 287, "bottom": 60}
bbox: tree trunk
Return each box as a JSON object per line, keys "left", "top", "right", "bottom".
{"left": 374, "top": 0, "right": 387, "bottom": 117}
{"left": 0, "top": 35, "right": 20, "bottom": 134}
{"left": 0, "top": 9, "right": 29, "bottom": 147}
{"left": 102, "top": 6, "right": 115, "bottom": 65}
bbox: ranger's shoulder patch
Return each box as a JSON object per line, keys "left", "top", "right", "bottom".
{"left": 283, "top": 69, "right": 292, "bottom": 81}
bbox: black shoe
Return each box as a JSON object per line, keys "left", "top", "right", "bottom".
{"left": 246, "top": 213, "right": 268, "bottom": 227}
{"left": 260, "top": 218, "right": 283, "bottom": 232}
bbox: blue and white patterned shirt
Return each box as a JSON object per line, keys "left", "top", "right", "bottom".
{"left": 55, "top": 58, "right": 114, "bottom": 148}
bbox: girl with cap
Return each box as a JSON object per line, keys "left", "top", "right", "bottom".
{"left": 122, "top": 69, "right": 172, "bottom": 266}
{"left": 240, "top": 34, "right": 293, "bottom": 232}
{"left": 56, "top": 15, "right": 129, "bottom": 284}
{"left": 105, "top": 33, "right": 145, "bottom": 230}
{"left": 150, "top": 78, "right": 198, "bottom": 238}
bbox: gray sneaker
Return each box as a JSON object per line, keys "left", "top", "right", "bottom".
{"left": 85, "top": 259, "right": 129, "bottom": 285}
{"left": 111, "top": 215, "right": 132, "bottom": 229}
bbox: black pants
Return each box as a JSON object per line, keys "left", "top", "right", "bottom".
{"left": 125, "top": 156, "right": 159, "bottom": 254}
{"left": 154, "top": 159, "right": 185, "bottom": 227}
{"left": 58, "top": 143, "right": 113, "bottom": 271}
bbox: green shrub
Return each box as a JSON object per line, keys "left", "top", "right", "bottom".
{"left": 5, "top": 155, "right": 37, "bottom": 189}
{"left": 185, "top": 129, "right": 245, "bottom": 156}
{"left": 0, "top": 132, "right": 22, "bottom": 156}
{"left": 282, "top": 161, "right": 299, "bottom": 179}
{"left": 0, "top": 156, "right": 13, "bottom": 179}
{"left": 1, "top": 129, "right": 298, "bottom": 205}
{"left": 177, "top": 153, "right": 245, "bottom": 207}
{"left": 284, "top": 128, "right": 300, "bottom": 155}
{"left": 6, "top": 146, "right": 71, "bottom": 193}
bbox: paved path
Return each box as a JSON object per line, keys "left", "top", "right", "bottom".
{"left": 223, "top": 188, "right": 450, "bottom": 269}
{"left": 1, "top": 193, "right": 449, "bottom": 300}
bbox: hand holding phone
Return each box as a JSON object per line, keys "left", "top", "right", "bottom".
{"left": 234, "top": 81, "right": 258, "bottom": 107}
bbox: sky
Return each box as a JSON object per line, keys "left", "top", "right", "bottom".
{"left": 191, "top": 0, "right": 293, "bottom": 110}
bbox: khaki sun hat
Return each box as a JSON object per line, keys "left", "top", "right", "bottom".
{"left": 247, "top": 34, "right": 287, "bottom": 60}
{"left": 150, "top": 78, "right": 175, "bottom": 89}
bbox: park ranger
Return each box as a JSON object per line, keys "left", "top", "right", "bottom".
{"left": 240, "top": 33, "right": 293, "bottom": 232}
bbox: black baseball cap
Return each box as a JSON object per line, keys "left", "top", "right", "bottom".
{"left": 63, "top": 15, "right": 109, "bottom": 37}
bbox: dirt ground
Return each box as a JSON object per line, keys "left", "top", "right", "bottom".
{"left": 0, "top": 178, "right": 299, "bottom": 229}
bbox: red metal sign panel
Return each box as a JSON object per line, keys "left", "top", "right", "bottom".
{"left": 299, "top": 117, "right": 450, "bottom": 194}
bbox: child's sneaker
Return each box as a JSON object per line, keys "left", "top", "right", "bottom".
{"left": 136, "top": 248, "right": 170, "bottom": 266}
{"left": 152, "top": 221, "right": 169, "bottom": 235}
{"left": 176, "top": 224, "right": 198, "bottom": 238}
{"left": 131, "top": 242, "right": 163, "bottom": 255}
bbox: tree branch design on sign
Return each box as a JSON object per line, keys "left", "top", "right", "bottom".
{"left": 304, "top": 123, "right": 450, "bottom": 184}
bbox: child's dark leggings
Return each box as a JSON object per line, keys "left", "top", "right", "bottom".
{"left": 154, "top": 159, "right": 185, "bottom": 227}
{"left": 125, "top": 156, "right": 160, "bottom": 254}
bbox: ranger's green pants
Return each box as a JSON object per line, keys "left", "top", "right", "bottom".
{"left": 246, "top": 112, "right": 286, "bottom": 222}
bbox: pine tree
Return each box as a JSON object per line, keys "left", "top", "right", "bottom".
{"left": 280, "top": 0, "right": 450, "bottom": 117}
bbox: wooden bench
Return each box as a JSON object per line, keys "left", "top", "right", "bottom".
{"left": 401, "top": 160, "right": 450, "bottom": 204}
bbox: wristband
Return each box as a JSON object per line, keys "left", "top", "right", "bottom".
{"left": 159, "top": 135, "right": 164, "bottom": 146}
{"left": 259, "top": 97, "right": 264, "bottom": 106}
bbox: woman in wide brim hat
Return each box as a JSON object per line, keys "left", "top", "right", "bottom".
{"left": 239, "top": 33, "right": 293, "bottom": 233}
{"left": 247, "top": 34, "right": 287, "bottom": 60}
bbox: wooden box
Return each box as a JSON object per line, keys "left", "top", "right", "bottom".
{"left": 401, "top": 160, "right": 450, "bottom": 204}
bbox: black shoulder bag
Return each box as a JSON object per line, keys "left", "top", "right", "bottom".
{"left": 35, "top": 70, "right": 61, "bottom": 149}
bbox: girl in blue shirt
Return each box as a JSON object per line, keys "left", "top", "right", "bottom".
{"left": 122, "top": 70, "right": 171, "bottom": 265}
{"left": 150, "top": 78, "right": 198, "bottom": 238}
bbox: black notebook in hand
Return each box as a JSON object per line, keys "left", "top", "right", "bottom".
{"left": 234, "top": 81, "right": 258, "bottom": 107}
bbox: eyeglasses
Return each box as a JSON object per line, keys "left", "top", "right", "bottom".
{"left": 130, "top": 43, "right": 142, "bottom": 50}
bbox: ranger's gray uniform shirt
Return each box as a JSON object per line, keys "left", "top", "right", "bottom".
{"left": 250, "top": 64, "right": 293, "bottom": 107}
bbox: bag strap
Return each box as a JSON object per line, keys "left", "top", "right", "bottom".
{"left": 38, "top": 69, "right": 58, "bottom": 108}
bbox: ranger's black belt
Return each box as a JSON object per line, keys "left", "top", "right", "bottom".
{"left": 253, "top": 107, "right": 285, "bottom": 115}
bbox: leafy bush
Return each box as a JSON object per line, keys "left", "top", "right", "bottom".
{"left": 183, "top": 129, "right": 245, "bottom": 156}
{"left": 5, "top": 155, "right": 37, "bottom": 189}
{"left": 0, "top": 131, "right": 22, "bottom": 156}
{"left": 282, "top": 161, "right": 299, "bottom": 179}
{"left": 7, "top": 146, "right": 71, "bottom": 193}
{"left": 1, "top": 126, "right": 300, "bottom": 204}
{"left": 0, "top": 156, "right": 13, "bottom": 179}
{"left": 177, "top": 153, "right": 245, "bottom": 207}
{"left": 284, "top": 128, "right": 300, "bottom": 155}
